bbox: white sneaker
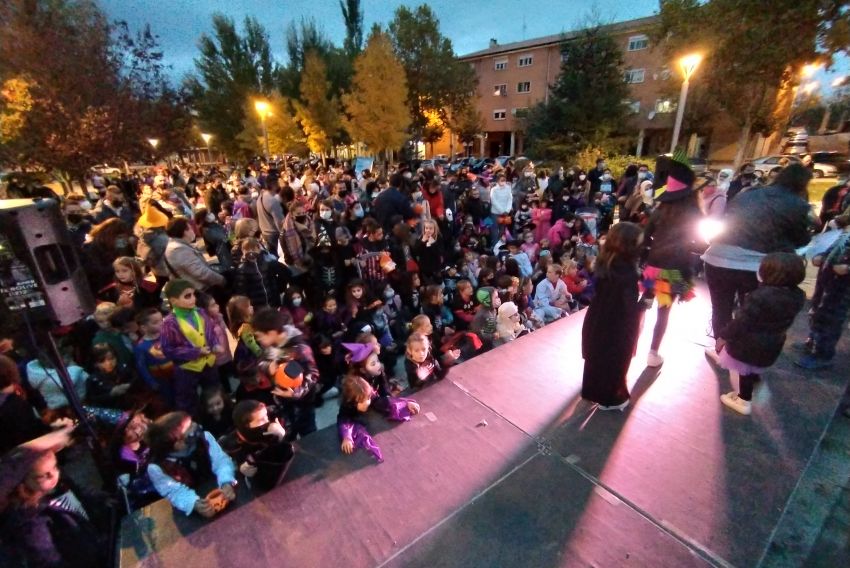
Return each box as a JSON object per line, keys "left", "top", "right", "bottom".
{"left": 704, "top": 347, "right": 721, "bottom": 365}
{"left": 647, "top": 351, "right": 664, "bottom": 367}
{"left": 720, "top": 391, "right": 751, "bottom": 415}
{"left": 598, "top": 399, "right": 630, "bottom": 411}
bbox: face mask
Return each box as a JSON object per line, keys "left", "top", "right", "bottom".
{"left": 579, "top": 174, "right": 587, "bottom": 181}
{"left": 638, "top": 172, "right": 647, "bottom": 180}
{"left": 79, "top": 200, "right": 92, "bottom": 211}
{"left": 412, "top": 192, "right": 422, "bottom": 200}
{"left": 403, "top": 172, "right": 413, "bottom": 180}
{"left": 295, "top": 214, "right": 308, "bottom": 223}
{"left": 602, "top": 174, "right": 612, "bottom": 181}
{"left": 241, "top": 423, "right": 269, "bottom": 444}
{"left": 384, "top": 288, "right": 395, "bottom": 299}
{"left": 291, "top": 297, "right": 302, "bottom": 307}
{"left": 353, "top": 207, "right": 364, "bottom": 218}
{"left": 320, "top": 210, "right": 333, "bottom": 221}
{"left": 206, "top": 213, "right": 215, "bottom": 223}
{"left": 114, "top": 237, "right": 128, "bottom": 249}
{"left": 524, "top": 172, "right": 534, "bottom": 178}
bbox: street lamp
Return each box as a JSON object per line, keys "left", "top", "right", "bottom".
{"left": 147, "top": 138, "right": 160, "bottom": 163}
{"left": 200, "top": 132, "right": 213, "bottom": 164}
{"left": 801, "top": 63, "right": 822, "bottom": 78}
{"left": 254, "top": 100, "right": 271, "bottom": 160}
{"left": 669, "top": 52, "right": 703, "bottom": 153}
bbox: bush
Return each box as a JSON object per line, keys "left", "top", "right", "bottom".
{"left": 573, "top": 147, "right": 646, "bottom": 179}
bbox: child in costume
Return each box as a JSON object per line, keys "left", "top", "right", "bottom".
{"left": 717, "top": 253, "right": 806, "bottom": 415}
{"left": 134, "top": 307, "right": 175, "bottom": 408}
{"left": 404, "top": 332, "right": 448, "bottom": 389}
{"left": 160, "top": 279, "right": 224, "bottom": 413}
{"left": 96, "top": 256, "right": 160, "bottom": 310}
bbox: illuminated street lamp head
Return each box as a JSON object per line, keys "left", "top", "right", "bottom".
{"left": 679, "top": 53, "right": 703, "bottom": 81}
{"left": 201, "top": 132, "right": 212, "bottom": 145}
{"left": 832, "top": 76, "right": 847, "bottom": 88}
{"left": 147, "top": 138, "right": 159, "bottom": 149}
{"left": 254, "top": 100, "right": 270, "bottom": 117}
{"left": 801, "top": 63, "right": 822, "bottom": 78}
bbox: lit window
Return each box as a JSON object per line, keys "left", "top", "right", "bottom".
{"left": 494, "top": 57, "right": 508, "bottom": 71}
{"left": 518, "top": 55, "right": 533, "bottom": 67}
{"left": 517, "top": 81, "right": 531, "bottom": 93}
{"left": 623, "top": 100, "right": 641, "bottom": 114}
{"left": 493, "top": 84, "right": 507, "bottom": 96}
{"left": 655, "top": 99, "right": 677, "bottom": 113}
{"left": 493, "top": 109, "right": 507, "bottom": 120}
{"left": 628, "top": 35, "right": 649, "bottom": 51}
{"left": 624, "top": 69, "right": 645, "bottom": 84}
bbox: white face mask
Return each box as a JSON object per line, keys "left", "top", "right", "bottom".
{"left": 353, "top": 207, "right": 364, "bottom": 218}
{"left": 291, "top": 297, "right": 302, "bottom": 307}
{"left": 412, "top": 192, "right": 422, "bottom": 200}
{"left": 602, "top": 174, "right": 612, "bottom": 181}
{"left": 384, "top": 288, "right": 395, "bottom": 299}
{"left": 524, "top": 172, "right": 534, "bottom": 178}
{"left": 205, "top": 213, "right": 215, "bottom": 223}
{"left": 403, "top": 172, "right": 413, "bottom": 179}
{"left": 579, "top": 174, "right": 587, "bottom": 181}
{"left": 320, "top": 210, "right": 332, "bottom": 221}
{"left": 638, "top": 172, "right": 647, "bottom": 180}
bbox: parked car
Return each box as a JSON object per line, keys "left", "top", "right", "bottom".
{"left": 450, "top": 157, "right": 477, "bottom": 172}
{"left": 470, "top": 157, "right": 496, "bottom": 173}
{"left": 751, "top": 154, "right": 802, "bottom": 176}
{"left": 419, "top": 159, "right": 435, "bottom": 170}
{"left": 805, "top": 151, "right": 850, "bottom": 178}
{"left": 90, "top": 163, "right": 121, "bottom": 176}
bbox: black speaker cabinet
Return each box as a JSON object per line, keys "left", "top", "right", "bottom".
{"left": 0, "top": 198, "right": 94, "bottom": 327}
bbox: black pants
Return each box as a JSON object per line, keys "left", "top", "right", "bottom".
{"left": 705, "top": 263, "right": 759, "bottom": 338}
{"left": 251, "top": 442, "right": 295, "bottom": 491}
{"left": 739, "top": 373, "right": 759, "bottom": 401}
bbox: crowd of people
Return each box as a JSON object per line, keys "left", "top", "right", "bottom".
{"left": 2, "top": 150, "right": 850, "bottom": 566}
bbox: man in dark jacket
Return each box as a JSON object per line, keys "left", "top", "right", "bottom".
{"left": 372, "top": 173, "right": 415, "bottom": 232}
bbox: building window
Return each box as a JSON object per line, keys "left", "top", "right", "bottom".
{"left": 560, "top": 51, "right": 569, "bottom": 63}
{"left": 624, "top": 69, "right": 645, "bottom": 84}
{"left": 494, "top": 57, "right": 508, "bottom": 71}
{"left": 623, "top": 100, "right": 641, "bottom": 114}
{"left": 517, "top": 81, "right": 531, "bottom": 93}
{"left": 493, "top": 84, "right": 507, "bottom": 96}
{"left": 512, "top": 107, "right": 529, "bottom": 118}
{"left": 655, "top": 98, "right": 677, "bottom": 113}
{"left": 493, "top": 109, "right": 507, "bottom": 120}
{"left": 628, "top": 35, "right": 649, "bottom": 51}
{"left": 518, "top": 55, "right": 533, "bottom": 67}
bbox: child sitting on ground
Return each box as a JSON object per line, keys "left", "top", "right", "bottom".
{"left": 470, "top": 286, "right": 500, "bottom": 350}
{"left": 196, "top": 385, "right": 234, "bottom": 439}
{"left": 343, "top": 341, "right": 419, "bottom": 420}
{"left": 405, "top": 332, "right": 448, "bottom": 389}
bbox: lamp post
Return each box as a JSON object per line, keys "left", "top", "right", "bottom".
{"left": 254, "top": 100, "right": 271, "bottom": 160}
{"left": 147, "top": 138, "right": 159, "bottom": 162}
{"left": 669, "top": 53, "right": 703, "bottom": 154}
{"left": 200, "top": 132, "right": 213, "bottom": 164}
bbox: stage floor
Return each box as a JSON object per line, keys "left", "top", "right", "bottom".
{"left": 120, "top": 288, "right": 849, "bottom": 568}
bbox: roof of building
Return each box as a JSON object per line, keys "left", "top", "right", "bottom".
{"left": 459, "top": 15, "right": 660, "bottom": 60}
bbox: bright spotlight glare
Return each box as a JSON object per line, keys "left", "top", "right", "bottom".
{"left": 698, "top": 218, "right": 724, "bottom": 244}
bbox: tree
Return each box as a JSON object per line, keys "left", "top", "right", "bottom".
{"left": 525, "top": 25, "right": 630, "bottom": 160}
{"left": 186, "top": 14, "right": 276, "bottom": 157}
{"left": 655, "top": 0, "right": 850, "bottom": 167}
{"left": 295, "top": 52, "right": 342, "bottom": 161}
{"left": 340, "top": 0, "right": 364, "bottom": 57}
{"left": 342, "top": 31, "right": 410, "bottom": 158}
{"left": 237, "top": 93, "right": 307, "bottom": 157}
{"left": 449, "top": 100, "right": 484, "bottom": 146}
{"left": 388, "top": 4, "right": 476, "bottom": 140}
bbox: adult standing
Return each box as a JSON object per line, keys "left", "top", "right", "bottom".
{"left": 163, "top": 217, "right": 226, "bottom": 292}
{"left": 256, "top": 183, "right": 285, "bottom": 254}
{"left": 702, "top": 163, "right": 812, "bottom": 357}
{"left": 92, "top": 185, "right": 137, "bottom": 227}
{"left": 587, "top": 157, "right": 607, "bottom": 200}
{"left": 641, "top": 155, "right": 703, "bottom": 367}
{"left": 372, "top": 172, "right": 415, "bottom": 232}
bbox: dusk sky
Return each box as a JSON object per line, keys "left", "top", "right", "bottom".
{"left": 100, "top": 0, "right": 848, "bottom": 93}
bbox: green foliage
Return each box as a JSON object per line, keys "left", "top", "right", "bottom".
{"left": 574, "top": 148, "right": 644, "bottom": 179}
{"left": 237, "top": 94, "right": 306, "bottom": 157}
{"left": 655, "top": 0, "right": 850, "bottom": 138}
{"left": 342, "top": 31, "right": 410, "bottom": 155}
{"left": 186, "top": 13, "right": 276, "bottom": 157}
{"left": 388, "top": 4, "right": 477, "bottom": 138}
{"left": 525, "top": 26, "right": 630, "bottom": 160}
{"left": 449, "top": 101, "right": 484, "bottom": 144}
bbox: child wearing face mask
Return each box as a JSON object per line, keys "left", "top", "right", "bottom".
{"left": 234, "top": 238, "right": 278, "bottom": 308}
{"left": 531, "top": 197, "right": 553, "bottom": 243}
{"left": 281, "top": 286, "right": 312, "bottom": 338}
{"left": 220, "top": 399, "right": 294, "bottom": 491}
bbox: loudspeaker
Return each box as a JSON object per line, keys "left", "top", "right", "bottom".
{"left": 0, "top": 198, "right": 94, "bottom": 327}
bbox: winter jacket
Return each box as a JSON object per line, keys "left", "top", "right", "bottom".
{"left": 715, "top": 186, "right": 811, "bottom": 254}
{"left": 163, "top": 238, "right": 226, "bottom": 291}
{"left": 136, "top": 228, "right": 169, "bottom": 278}
{"left": 234, "top": 258, "right": 276, "bottom": 308}
{"left": 373, "top": 187, "right": 415, "bottom": 231}
{"left": 721, "top": 284, "right": 805, "bottom": 368}
{"left": 643, "top": 203, "right": 703, "bottom": 273}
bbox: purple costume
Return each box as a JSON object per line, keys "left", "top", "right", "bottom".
{"left": 337, "top": 391, "right": 416, "bottom": 463}
{"left": 160, "top": 307, "right": 221, "bottom": 413}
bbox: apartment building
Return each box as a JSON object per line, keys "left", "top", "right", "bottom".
{"left": 456, "top": 15, "right": 699, "bottom": 160}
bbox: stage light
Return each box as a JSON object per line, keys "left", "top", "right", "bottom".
{"left": 698, "top": 218, "right": 724, "bottom": 243}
